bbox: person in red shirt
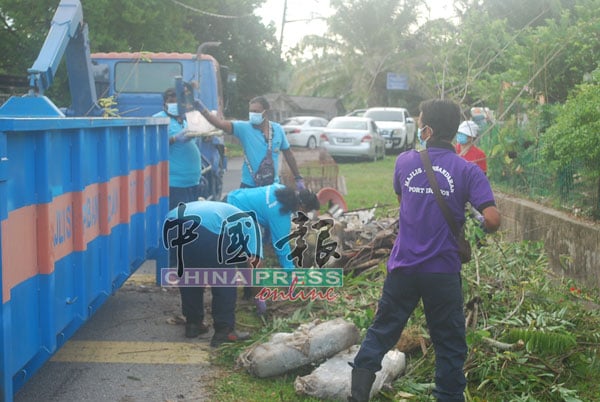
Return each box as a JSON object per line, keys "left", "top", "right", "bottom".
{"left": 455, "top": 120, "right": 487, "bottom": 174}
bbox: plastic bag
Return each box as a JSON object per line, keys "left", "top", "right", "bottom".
{"left": 237, "top": 318, "right": 360, "bottom": 378}
{"left": 294, "top": 344, "right": 406, "bottom": 400}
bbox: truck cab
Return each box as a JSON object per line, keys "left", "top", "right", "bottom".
{"left": 91, "top": 52, "right": 225, "bottom": 117}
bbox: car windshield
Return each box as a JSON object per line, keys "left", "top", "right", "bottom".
{"left": 283, "top": 117, "right": 309, "bottom": 126}
{"left": 364, "top": 110, "right": 403, "bottom": 121}
{"left": 329, "top": 119, "right": 367, "bottom": 130}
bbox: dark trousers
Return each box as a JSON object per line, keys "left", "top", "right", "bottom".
{"left": 169, "top": 185, "right": 200, "bottom": 210}
{"left": 169, "top": 225, "right": 237, "bottom": 331}
{"left": 353, "top": 270, "right": 467, "bottom": 402}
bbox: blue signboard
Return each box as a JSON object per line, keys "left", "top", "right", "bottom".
{"left": 386, "top": 73, "right": 409, "bottom": 90}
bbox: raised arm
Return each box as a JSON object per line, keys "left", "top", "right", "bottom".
{"left": 194, "top": 100, "right": 233, "bottom": 134}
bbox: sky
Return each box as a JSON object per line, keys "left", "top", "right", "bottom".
{"left": 256, "top": 0, "right": 455, "bottom": 53}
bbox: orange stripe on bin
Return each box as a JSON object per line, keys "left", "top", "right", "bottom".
{"left": 158, "top": 160, "right": 169, "bottom": 198}
{"left": 120, "top": 175, "right": 130, "bottom": 223}
{"left": 136, "top": 169, "right": 145, "bottom": 214}
{"left": 1, "top": 206, "right": 39, "bottom": 303}
{"left": 148, "top": 164, "right": 159, "bottom": 205}
{"left": 1, "top": 167, "right": 168, "bottom": 303}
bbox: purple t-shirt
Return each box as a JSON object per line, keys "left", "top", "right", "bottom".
{"left": 388, "top": 147, "right": 496, "bottom": 274}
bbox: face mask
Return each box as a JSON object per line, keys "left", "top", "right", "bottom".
{"left": 249, "top": 112, "right": 264, "bottom": 125}
{"left": 417, "top": 128, "right": 427, "bottom": 148}
{"left": 456, "top": 133, "right": 469, "bottom": 145}
{"left": 166, "top": 103, "right": 179, "bottom": 116}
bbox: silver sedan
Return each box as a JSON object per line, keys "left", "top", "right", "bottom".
{"left": 320, "top": 116, "right": 386, "bottom": 161}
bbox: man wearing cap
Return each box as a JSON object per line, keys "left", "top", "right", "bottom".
{"left": 455, "top": 120, "right": 487, "bottom": 174}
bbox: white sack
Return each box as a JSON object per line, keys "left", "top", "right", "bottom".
{"left": 294, "top": 344, "right": 406, "bottom": 400}
{"left": 237, "top": 318, "right": 360, "bottom": 378}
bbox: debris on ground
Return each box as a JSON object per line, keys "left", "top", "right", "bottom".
{"left": 237, "top": 318, "right": 360, "bottom": 378}
{"left": 294, "top": 344, "right": 406, "bottom": 400}
{"left": 299, "top": 206, "right": 398, "bottom": 273}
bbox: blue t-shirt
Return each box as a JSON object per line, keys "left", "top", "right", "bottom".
{"left": 154, "top": 111, "right": 201, "bottom": 188}
{"left": 231, "top": 121, "right": 290, "bottom": 187}
{"left": 388, "top": 147, "right": 496, "bottom": 273}
{"left": 226, "top": 184, "right": 295, "bottom": 269}
{"left": 165, "top": 200, "right": 260, "bottom": 258}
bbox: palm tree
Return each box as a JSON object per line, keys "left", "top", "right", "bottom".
{"left": 288, "top": 0, "right": 424, "bottom": 109}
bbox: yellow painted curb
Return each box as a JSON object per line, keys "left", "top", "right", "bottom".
{"left": 51, "top": 341, "right": 211, "bottom": 365}
{"left": 125, "top": 273, "right": 157, "bottom": 286}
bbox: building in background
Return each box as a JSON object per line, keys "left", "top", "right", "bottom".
{"left": 264, "top": 93, "right": 345, "bottom": 122}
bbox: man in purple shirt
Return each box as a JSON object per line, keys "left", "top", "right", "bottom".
{"left": 349, "top": 99, "right": 501, "bottom": 402}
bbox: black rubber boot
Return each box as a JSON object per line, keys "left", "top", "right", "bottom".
{"left": 348, "top": 367, "right": 376, "bottom": 402}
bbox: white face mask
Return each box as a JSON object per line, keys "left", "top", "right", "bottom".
{"left": 166, "top": 103, "right": 179, "bottom": 115}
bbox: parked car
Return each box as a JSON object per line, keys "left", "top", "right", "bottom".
{"left": 282, "top": 116, "right": 329, "bottom": 149}
{"left": 345, "top": 108, "right": 367, "bottom": 117}
{"left": 320, "top": 116, "right": 385, "bottom": 161}
{"left": 363, "top": 107, "right": 416, "bottom": 152}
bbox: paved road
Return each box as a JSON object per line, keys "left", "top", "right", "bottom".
{"left": 15, "top": 160, "right": 245, "bottom": 402}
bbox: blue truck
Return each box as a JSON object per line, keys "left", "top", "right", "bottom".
{"left": 90, "top": 48, "right": 226, "bottom": 118}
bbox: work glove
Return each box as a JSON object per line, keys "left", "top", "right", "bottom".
{"left": 470, "top": 207, "right": 488, "bottom": 233}
{"left": 295, "top": 176, "right": 306, "bottom": 190}
{"left": 254, "top": 298, "right": 267, "bottom": 316}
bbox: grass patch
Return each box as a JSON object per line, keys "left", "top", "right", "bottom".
{"left": 336, "top": 155, "right": 399, "bottom": 216}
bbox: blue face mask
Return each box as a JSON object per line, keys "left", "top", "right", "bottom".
{"left": 456, "top": 133, "right": 469, "bottom": 145}
{"left": 249, "top": 112, "right": 264, "bottom": 125}
{"left": 166, "top": 103, "right": 179, "bottom": 116}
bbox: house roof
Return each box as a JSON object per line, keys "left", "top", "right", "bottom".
{"left": 264, "top": 93, "right": 345, "bottom": 121}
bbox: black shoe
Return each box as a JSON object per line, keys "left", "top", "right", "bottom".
{"left": 185, "top": 321, "right": 209, "bottom": 338}
{"left": 348, "top": 367, "right": 376, "bottom": 402}
{"left": 210, "top": 329, "right": 250, "bottom": 347}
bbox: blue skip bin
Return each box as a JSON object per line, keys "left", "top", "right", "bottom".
{"left": 0, "top": 116, "right": 169, "bottom": 401}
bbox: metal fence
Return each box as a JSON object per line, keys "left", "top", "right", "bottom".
{"left": 478, "top": 122, "right": 599, "bottom": 219}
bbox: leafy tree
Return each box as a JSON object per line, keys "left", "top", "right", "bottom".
{"left": 180, "top": 0, "right": 283, "bottom": 118}
{"left": 0, "top": 0, "right": 282, "bottom": 115}
{"left": 288, "top": 0, "right": 423, "bottom": 110}
{"left": 541, "top": 68, "right": 600, "bottom": 217}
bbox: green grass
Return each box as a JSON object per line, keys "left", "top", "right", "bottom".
{"left": 336, "top": 155, "right": 398, "bottom": 215}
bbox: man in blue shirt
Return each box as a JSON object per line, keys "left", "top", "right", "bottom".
{"left": 163, "top": 201, "right": 260, "bottom": 347}
{"left": 348, "top": 99, "right": 501, "bottom": 402}
{"left": 227, "top": 184, "right": 320, "bottom": 270}
{"left": 153, "top": 88, "right": 202, "bottom": 210}
{"left": 194, "top": 96, "right": 305, "bottom": 189}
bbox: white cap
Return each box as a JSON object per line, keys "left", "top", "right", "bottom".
{"left": 458, "top": 121, "right": 479, "bottom": 138}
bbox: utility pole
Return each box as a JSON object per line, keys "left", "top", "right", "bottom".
{"left": 278, "top": 0, "right": 288, "bottom": 55}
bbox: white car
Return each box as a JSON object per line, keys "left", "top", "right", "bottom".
{"left": 363, "top": 107, "right": 416, "bottom": 152}
{"left": 320, "top": 116, "right": 386, "bottom": 161}
{"left": 282, "top": 116, "right": 329, "bottom": 149}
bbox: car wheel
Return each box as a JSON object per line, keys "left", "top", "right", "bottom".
{"left": 307, "top": 136, "right": 317, "bottom": 149}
